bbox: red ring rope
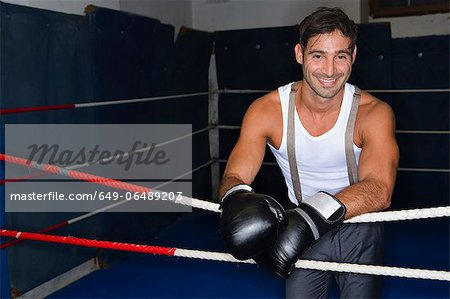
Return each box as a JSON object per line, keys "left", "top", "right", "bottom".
{"left": 0, "top": 172, "right": 49, "bottom": 185}
{"left": 0, "top": 153, "right": 154, "bottom": 248}
{"left": 0, "top": 104, "right": 75, "bottom": 114}
{"left": 0, "top": 154, "right": 151, "bottom": 193}
{"left": 0, "top": 229, "right": 176, "bottom": 256}
{"left": 0, "top": 222, "right": 68, "bottom": 249}
{"left": 0, "top": 91, "right": 210, "bottom": 115}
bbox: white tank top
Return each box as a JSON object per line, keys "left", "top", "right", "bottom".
{"left": 268, "top": 82, "right": 362, "bottom": 204}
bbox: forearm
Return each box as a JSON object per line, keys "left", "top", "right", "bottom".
{"left": 219, "top": 174, "right": 248, "bottom": 199}
{"left": 336, "top": 178, "right": 392, "bottom": 219}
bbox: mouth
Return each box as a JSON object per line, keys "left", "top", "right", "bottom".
{"left": 317, "top": 77, "right": 337, "bottom": 87}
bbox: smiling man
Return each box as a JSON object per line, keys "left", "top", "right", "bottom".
{"left": 218, "top": 7, "right": 399, "bottom": 298}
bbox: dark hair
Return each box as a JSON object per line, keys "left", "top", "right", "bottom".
{"left": 298, "top": 7, "right": 358, "bottom": 52}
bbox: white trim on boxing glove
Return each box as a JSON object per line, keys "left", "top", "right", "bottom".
{"left": 303, "top": 192, "right": 343, "bottom": 219}
{"left": 294, "top": 191, "right": 346, "bottom": 241}
{"left": 221, "top": 184, "right": 254, "bottom": 202}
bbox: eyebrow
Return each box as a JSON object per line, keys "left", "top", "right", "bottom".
{"left": 308, "top": 48, "right": 352, "bottom": 55}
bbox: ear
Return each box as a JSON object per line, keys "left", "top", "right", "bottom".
{"left": 295, "top": 44, "right": 303, "bottom": 65}
{"left": 352, "top": 45, "right": 357, "bottom": 64}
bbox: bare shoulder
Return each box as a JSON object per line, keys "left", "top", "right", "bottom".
{"left": 245, "top": 89, "right": 280, "bottom": 118}
{"left": 359, "top": 91, "right": 395, "bottom": 126}
{"left": 239, "top": 89, "right": 283, "bottom": 145}
{"left": 355, "top": 91, "right": 396, "bottom": 146}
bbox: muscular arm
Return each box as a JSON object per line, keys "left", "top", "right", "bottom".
{"left": 219, "top": 93, "right": 278, "bottom": 198}
{"left": 336, "top": 99, "right": 399, "bottom": 219}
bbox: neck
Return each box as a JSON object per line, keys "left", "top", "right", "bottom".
{"left": 298, "top": 82, "right": 345, "bottom": 116}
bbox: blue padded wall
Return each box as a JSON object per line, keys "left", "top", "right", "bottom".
{"left": 86, "top": 5, "right": 213, "bottom": 203}
{"left": 82, "top": 4, "right": 214, "bottom": 263}
{"left": 0, "top": 2, "right": 96, "bottom": 123}
{"left": 1, "top": 3, "right": 214, "bottom": 295}
{"left": 349, "top": 23, "right": 393, "bottom": 91}
{"left": 86, "top": 6, "right": 174, "bottom": 101}
{"left": 0, "top": 132, "right": 7, "bottom": 299}
{"left": 391, "top": 35, "right": 449, "bottom": 209}
{"left": 169, "top": 26, "right": 214, "bottom": 93}
{"left": 215, "top": 25, "right": 301, "bottom": 90}
{"left": 0, "top": 2, "right": 100, "bottom": 295}
{"left": 215, "top": 25, "right": 301, "bottom": 207}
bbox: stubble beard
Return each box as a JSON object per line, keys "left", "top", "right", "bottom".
{"left": 303, "top": 68, "right": 349, "bottom": 100}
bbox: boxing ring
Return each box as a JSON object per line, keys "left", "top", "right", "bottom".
{"left": 1, "top": 83, "right": 449, "bottom": 298}
{"left": 1, "top": 3, "right": 449, "bottom": 298}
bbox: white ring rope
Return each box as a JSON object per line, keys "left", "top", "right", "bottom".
{"left": 217, "top": 125, "right": 450, "bottom": 135}
{"left": 67, "top": 159, "right": 216, "bottom": 224}
{"left": 175, "top": 194, "right": 450, "bottom": 223}
{"left": 396, "top": 130, "right": 450, "bottom": 134}
{"left": 76, "top": 91, "right": 214, "bottom": 108}
{"left": 220, "top": 88, "right": 450, "bottom": 94}
{"left": 9, "top": 155, "right": 449, "bottom": 223}
{"left": 397, "top": 167, "right": 450, "bottom": 173}
{"left": 50, "top": 87, "right": 450, "bottom": 113}
{"left": 5, "top": 227, "right": 449, "bottom": 282}
{"left": 293, "top": 260, "right": 450, "bottom": 281}
{"left": 6, "top": 87, "right": 444, "bottom": 115}
{"left": 5, "top": 156, "right": 450, "bottom": 282}
{"left": 173, "top": 249, "right": 450, "bottom": 281}
{"left": 217, "top": 158, "right": 450, "bottom": 173}
{"left": 366, "top": 88, "right": 450, "bottom": 93}
{"left": 345, "top": 206, "right": 450, "bottom": 223}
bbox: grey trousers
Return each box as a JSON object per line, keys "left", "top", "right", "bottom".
{"left": 286, "top": 223, "right": 384, "bottom": 299}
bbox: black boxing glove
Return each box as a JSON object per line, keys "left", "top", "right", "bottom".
{"left": 219, "top": 184, "right": 287, "bottom": 260}
{"left": 255, "top": 191, "right": 346, "bottom": 278}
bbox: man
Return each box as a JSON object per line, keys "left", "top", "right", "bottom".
{"left": 218, "top": 7, "right": 399, "bottom": 298}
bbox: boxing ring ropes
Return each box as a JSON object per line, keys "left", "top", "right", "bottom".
{"left": 1, "top": 60, "right": 450, "bottom": 295}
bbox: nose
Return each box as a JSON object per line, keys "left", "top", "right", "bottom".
{"left": 322, "top": 57, "right": 335, "bottom": 77}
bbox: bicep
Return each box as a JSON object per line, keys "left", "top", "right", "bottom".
{"left": 223, "top": 103, "right": 269, "bottom": 185}
{"left": 358, "top": 104, "right": 399, "bottom": 193}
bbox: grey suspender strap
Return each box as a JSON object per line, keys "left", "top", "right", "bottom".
{"left": 287, "top": 82, "right": 302, "bottom": 204}
{"left": 345, "top": 86, "right": 361, "bottom": 185}
{"left": 286, "top": 83, "right": 361, "bottom": 204}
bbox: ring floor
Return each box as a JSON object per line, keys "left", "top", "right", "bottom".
{"left": 49, "top": 210, "right": 449, "bottom": 298}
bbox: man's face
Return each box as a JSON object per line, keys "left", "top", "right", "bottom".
{"left": 295, "top": 30, "right": 356, "bottom": 100}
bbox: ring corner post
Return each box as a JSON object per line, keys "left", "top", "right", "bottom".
{"left": 208, "top": 49, "right": 220, "bottom": 203}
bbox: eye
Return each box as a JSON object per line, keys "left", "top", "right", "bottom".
{"left": 337, "top": 54, "right": 349, "bottom": 61}
{"left": 312, "top": 54, "right": 322, "bottom": 59}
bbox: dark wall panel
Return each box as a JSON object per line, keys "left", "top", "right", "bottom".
{"left": 87, "top": 6, "right": 173, "bottom": 101}
{"left": 392, "top": 35, "right": 449, "bottom": 89}
{"left": 349, "top": 23, "right": 393, "bottom": 91}
{"left": 0, "top": 2, "right": 95, "bottom": 123}
{"left": 1, "top": 4, "right": 214, "bottom": 295}
{"left": 0, "top": 2, "right": 98, "bottom": 295}
{"left": 215, "top": 25, "right": 300, "bottom": 90}
{"left": 391, "top": 35, "right": 449, "bottom": 208}
{"left": 169, "top": 26, "right": 214, "bottom": 93}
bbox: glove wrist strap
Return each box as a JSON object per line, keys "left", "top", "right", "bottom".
{"left": 302, "top": 191, "right": 344, "bottom": 219}
{"left": 294, "top": 191, "right": 346, "bottom": 240}
{"left": 221, "top": 184, "right": 253, "bottom": 202}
